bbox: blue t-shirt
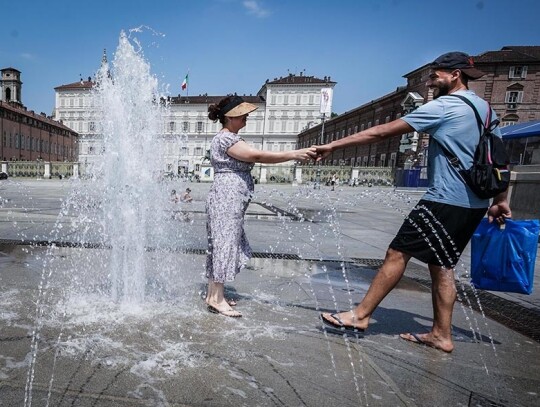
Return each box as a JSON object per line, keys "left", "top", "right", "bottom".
{"left": 401, "top": 90, "right": 501, "bottom": 209}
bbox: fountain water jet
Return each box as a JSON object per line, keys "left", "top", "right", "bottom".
{"left": 92, "top": 31, "right": 171, "bottom": 304}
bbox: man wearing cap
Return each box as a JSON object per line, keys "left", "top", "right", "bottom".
{"left": 316, "top": 52, "right": 511, "bottom": 353}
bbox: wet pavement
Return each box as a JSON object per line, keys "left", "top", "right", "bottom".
{"left": 0, "top": 179, "right": 539, "bottom": 406}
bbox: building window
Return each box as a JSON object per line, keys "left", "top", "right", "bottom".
{"left": 509, "top": 66, "right": 528, "bottom": 79}
{"left": 501, "top": 114, "right": 519, "bottom": 127}
{"left": 505, "top": 90, "right": 523, "bottom": 109}
{"left": 168, "top": 121, "right": 176, "bottom": 132}
{"left": 195, "top": 146, "right": 203, "bottom": 156}
{"left": 182, "top": 122, "right": 189, "bottom": 132}
{"left": 196, "top": 121, "right": 204, "bottom": 132}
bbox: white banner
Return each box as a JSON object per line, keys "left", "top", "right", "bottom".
{"left": 319, "top": 88, "right": 333, "bottom": 115}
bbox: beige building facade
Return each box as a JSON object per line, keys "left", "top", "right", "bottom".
{"left": 55, "top": 71, "right": 335, "bottom": 180}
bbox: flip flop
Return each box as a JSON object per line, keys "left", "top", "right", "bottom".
{"left": 320, "top": 313, "right": 364, "bottom": 334}
{"left": 399, "top": 333, "right": 452, "bottom": 353}
{"left": 207, "top": 304, "right": 242, "bottom": 318}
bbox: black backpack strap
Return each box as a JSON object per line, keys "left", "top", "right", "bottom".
{"left": 437, "top": 94, "right": 489, "bottom": 168}
{"left": 447, "top": 94, "right": 487, "bottom": 135}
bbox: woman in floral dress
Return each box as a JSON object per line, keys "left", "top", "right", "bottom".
{"left": 205, "top": 95, "right": 316, "bottom": 317}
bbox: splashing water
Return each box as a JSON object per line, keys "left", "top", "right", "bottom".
{"left": 23, "top": 31, "right": 187, "bottom": 407}
{"left": 91, "top": 31, "right": 171, "bottom": 303}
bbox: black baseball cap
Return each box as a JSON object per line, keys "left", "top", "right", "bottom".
{"left": 430, "top": 51, "right": 485, "bottom": 79}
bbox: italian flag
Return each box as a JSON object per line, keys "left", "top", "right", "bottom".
{"left": 181, "top": 73, "right": 188, "bottom": 91}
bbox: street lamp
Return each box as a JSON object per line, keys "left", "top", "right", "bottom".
{"left": 313, "top": 113, "right": 326, "bottom": 189}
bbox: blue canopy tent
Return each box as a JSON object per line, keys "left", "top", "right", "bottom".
{"left": 500, "top": 120, "right": 540, "bottom": 165}
{"left": 501, "top": 120, "right": 540, "bottom": 139}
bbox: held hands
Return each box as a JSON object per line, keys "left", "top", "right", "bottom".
{"left": 313, "top": 144, "right": 332, "bottom": 161}
{"left": 292, "top": 144, "right": 333, "bottom": 162}
{"left": 294, "top": 144, "right": 332, "bottom": 161}
{"left": 294, "top": 147, "right": 318, "bottom": 162}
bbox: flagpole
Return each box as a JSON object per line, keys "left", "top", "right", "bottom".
{"left": 181, "top": 70, "right": 190, "bottom": 100}
{"left": 186, "top": 69, "right": 189, "bottom": 99}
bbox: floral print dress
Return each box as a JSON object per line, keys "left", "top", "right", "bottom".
{"left": 205, "top": 130, "right": 254, "bottom": 283}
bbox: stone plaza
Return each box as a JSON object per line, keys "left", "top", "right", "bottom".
{"left": 0, "top": 179, "right": 539, "bottom": 406}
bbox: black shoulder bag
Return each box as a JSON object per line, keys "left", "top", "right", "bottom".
{"left": 438, "top": 94, "right": 510, "bottom": 199}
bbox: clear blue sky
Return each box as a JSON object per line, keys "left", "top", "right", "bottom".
{"left": 2, "top": 0, "right": 539, "bottom": 116}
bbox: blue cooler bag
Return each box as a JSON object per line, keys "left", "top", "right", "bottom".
{"left": 471, "top": 218, "right": 540, "bottom": 294}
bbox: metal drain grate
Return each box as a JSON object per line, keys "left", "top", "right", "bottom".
{"left": 0, "top": 239, "right": 302, "bottom": 260}
{"left": 0, "top": 239, "right": 106, "bottom": 249}
{"left": 350, "top": 258, "right": 385, "bottom": 268}
{"left": 252, "top": 252, "right": 302, "bottom": 260}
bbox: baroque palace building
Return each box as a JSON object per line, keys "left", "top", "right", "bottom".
{"left": 0, "top": 67, "right": 78, "bottom": 163}
{"left": 54, "top": 57, "right": 335, "bottom": 180}
{"left": 298, "top": 46, "right": 540, "bottom": 168}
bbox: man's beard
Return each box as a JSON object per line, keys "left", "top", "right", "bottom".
{"left": 433, "top": 83, "right": 451, "bottom": 99}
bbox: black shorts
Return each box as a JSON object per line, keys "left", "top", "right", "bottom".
{"left": 389, "top": 199, "right": 487, "bottom": 268}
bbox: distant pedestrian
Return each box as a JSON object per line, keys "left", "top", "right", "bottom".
{"left": 181, "top": 188, "right": 193, "bottom": 203}
{"left": 170, "top": 189, "right": 179, "bottom": 203}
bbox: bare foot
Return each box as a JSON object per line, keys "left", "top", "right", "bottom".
{"left": 207, "top": 301, "right": 242, "bottom": 318}
{"left": 399, "top": 332, "right": 454, "bottom": 353}
{"left": 205, "top": 298, "right": 237, "bottom": 307}
{"left": 321, "top": 311, "right": 369, "bottom": 331}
